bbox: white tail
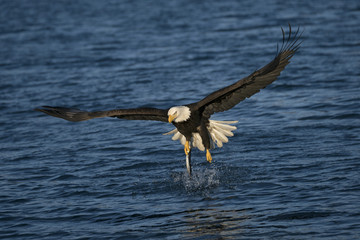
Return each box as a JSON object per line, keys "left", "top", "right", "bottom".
{"left": 163, "top": 120, "right": 238, "bottom": 151}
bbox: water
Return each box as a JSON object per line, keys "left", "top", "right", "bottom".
{"left": 1, "top": 0, "right": 360, "bottom": 239}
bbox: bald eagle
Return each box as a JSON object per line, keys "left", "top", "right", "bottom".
{"left": 35, "top": 25, "right": 301, "bottom": 175}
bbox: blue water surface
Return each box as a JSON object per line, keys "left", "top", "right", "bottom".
{"left": 1, "top": 0, "right": 360, "bottom": 239}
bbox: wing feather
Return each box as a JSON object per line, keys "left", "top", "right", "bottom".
{"left": 193, "top": 25, "right": 302, "bottom": 118}
{"left": 35, "top": 106, "right": 168, "bottom": 122}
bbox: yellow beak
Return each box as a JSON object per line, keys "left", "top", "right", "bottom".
{"left": 168, "top": 114, "right": 176, "bottom": 123}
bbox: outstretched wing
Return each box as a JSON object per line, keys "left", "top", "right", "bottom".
{"left": 35, "top": 106, "right": 168, "bottom": 122}
{"left": 193, "top": 25, "right": 302, "bottom": 118}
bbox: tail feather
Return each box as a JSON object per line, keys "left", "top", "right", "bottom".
{"left": 164, "top": 120, "right": 237, "bottom": 151}
{"left": 209, "top": 131, "right": 223, "bottom": 148}
{"left": 211, "top": 124, "right": 234, "bottom": 137}
{"left": 211, "top": 128, "right": 229, "bottom": 144}
{"left": 192, "top": 133, "right": 205, "bottom": 151}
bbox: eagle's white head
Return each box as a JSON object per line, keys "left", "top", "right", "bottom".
{"left": 168, "top": 106, "right": 191, "bottom": 123}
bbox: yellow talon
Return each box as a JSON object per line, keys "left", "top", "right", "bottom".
{"left": 206, "top": 149, "right": 212, "bottom": 163}
{"left": 184, "top": 141, "right": 190, "bottom": 155}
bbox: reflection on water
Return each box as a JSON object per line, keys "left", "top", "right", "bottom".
{"left": 169, "top": 166, "right": 251, "bottom": 239}
{"left": 183, "top": 205, "right": 250, "bottom": 239}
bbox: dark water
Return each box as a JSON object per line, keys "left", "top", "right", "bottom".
{"left": 1, "top": 0, "right": 360, "bottom": 239}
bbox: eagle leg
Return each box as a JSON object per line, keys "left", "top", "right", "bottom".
{"left": 206, "top": 149, "right": 212, "bottom": 163}
{"left": 184, "top": 141, "right": 190, "bottom": 155}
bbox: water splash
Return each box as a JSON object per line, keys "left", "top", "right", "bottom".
{"left": 169, "top": 162, "right": 251, "bottom": 196}
{"left": 171, "top": 168, "right": 221, "bottom": 195}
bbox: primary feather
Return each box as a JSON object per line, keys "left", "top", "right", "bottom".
{"left": 193, "top": 25, "right": 302, "bottom": 118}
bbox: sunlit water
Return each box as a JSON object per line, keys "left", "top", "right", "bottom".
{"left": 1, "top": 0, "right": 360, "bottom": 239}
